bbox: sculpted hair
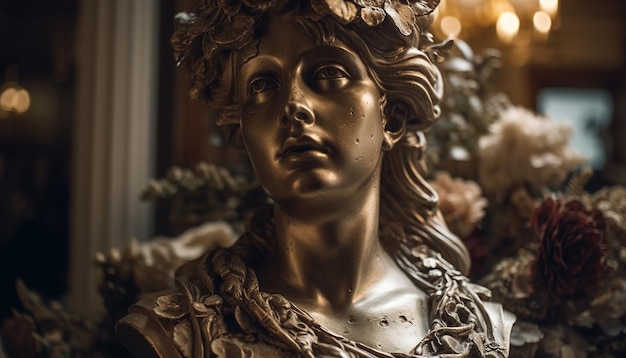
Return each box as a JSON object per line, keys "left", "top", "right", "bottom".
{"left": 172, "top": 0, "right": 470, "bottom": 274}
{"left": 296, "top": 17, "right": 470, "bottom": 274}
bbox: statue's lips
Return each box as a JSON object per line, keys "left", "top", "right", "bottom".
{"left": 277, "top": 136, "right": 329, "bottom": 160}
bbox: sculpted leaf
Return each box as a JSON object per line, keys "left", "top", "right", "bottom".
{"left": 192, "top": 301, "right": 217, "bottom": 318}
{"left": 173, "top": 320, "right": 193, "bottom": 358}
{"left": 203, "top": 294, "right": 224, "bottom": 307}
{"left": 154, "top": 292, "right": 187, "bottom": 320}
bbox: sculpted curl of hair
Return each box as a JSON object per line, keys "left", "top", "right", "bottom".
{"left": 172, "top": 0, "right": 470, "bottom": 274}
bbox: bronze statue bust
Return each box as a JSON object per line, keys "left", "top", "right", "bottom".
{"left": 117, "top": 1, "right": 514, "bottom": 356}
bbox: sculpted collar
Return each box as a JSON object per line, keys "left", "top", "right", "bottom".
{"left": 141, "top": 206, "right": 512, "bottom": 357}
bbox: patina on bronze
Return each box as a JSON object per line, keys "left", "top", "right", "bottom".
{"left": 116, "top": 1, "right": 514, "bottom": 357}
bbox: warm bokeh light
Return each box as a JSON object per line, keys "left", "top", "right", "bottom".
{"left": 0, "top": 84, "right": 31, "bottom": 116}
{"left": 13, "top": 89, "right": 31, "bottom": 113}
{"left": 434, "top": 0, "right": 559, "bottom": 45}
{"left": 533, "top": 11, "right": 552, "bottom": 34}
{"left": 539, "top": 0, "right": 559, "bottom": 17}
{"left": 0, "top": 88, "right": 17, "bottom": 110}
{"left": 440, "top": 15, "right": 462, "bottom": 38}
{"left": 496, "top": 11, "right": 520, "bottom": 43}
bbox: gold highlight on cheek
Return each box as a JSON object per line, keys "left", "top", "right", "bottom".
{"left": 362, "top": 92, "right": 375, "bottom": 106}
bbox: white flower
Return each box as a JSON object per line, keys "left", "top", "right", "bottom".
{"left": 478, "top": 106, "right": 587, "bottom": 197}
{"left": 429, "top": 171, "right": 487, "bottom": 237}
{"left": 133, "top": 222, "right": 238, "bottom": 293}
{"left": 510, "top": 321, "right": 544, "bottom": 347}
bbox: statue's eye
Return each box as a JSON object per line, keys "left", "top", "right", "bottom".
{"left": 248, "top": 76, "right": 279, "bottom": 96}
{"left": 314, "top": 65, "right": 350, "bottom": 80}
{"left": 312, "top": 65, "right": 351, "bottom": 92}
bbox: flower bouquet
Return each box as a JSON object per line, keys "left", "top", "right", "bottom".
{"left": 427, "top": 41, "right": 626, "bottom": 357}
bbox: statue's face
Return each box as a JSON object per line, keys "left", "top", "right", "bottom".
{"left": 236, "top": 17, "right": 386, "bottom": 204}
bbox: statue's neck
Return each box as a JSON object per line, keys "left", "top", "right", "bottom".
{"left": 267, "top": 183, "right": 390, "bottom": 308}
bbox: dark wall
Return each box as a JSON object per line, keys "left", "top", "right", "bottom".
{"left": 0, "top": 0, "right": 77, "bottom": 320}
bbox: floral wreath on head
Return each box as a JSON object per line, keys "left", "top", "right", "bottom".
{"left": 171, "top": 0, "right": 442, "bottom": 106}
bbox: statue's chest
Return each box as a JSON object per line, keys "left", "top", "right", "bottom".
{"left": 301, "top": 290, "right": 430, "bottom": 354}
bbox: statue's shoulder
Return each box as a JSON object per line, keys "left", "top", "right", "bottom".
{"left": 116, "top": 252, "right": 215, "bottom": 357}
{"left": 117, "top": 249, "right": 295, "bottom": 357}
{"left": 116, "top": 291, "right": 186, "bottom": 357}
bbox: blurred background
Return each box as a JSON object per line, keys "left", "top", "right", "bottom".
{"left": 0, "top": 0, "right": 625, "bottom": 319}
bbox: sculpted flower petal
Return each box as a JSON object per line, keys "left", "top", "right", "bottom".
{"left": 324, "top": 0, "right": 359, "bottom": 23}
{"left": 384, "top": 1, "right": 414, "bottom": 35}
{"left": 413, "top": 0, "right": 440, "bottom": 16}
{"left": 154, "top": 293, "right": 187, "bottom": 320}
{"left": 360, "top": 6, "right": 386, "bottom": 26}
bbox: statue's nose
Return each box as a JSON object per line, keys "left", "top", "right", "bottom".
{"left": 283, "top": 101, "right": 314, "bottom": 126}
{"left": 281, "top": 82, "right": 315, "bottom": 127}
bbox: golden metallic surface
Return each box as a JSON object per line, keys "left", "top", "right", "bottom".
{"left": 117, "top": 1, "right": 514, "bottom": 356}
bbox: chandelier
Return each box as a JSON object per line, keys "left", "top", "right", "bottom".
{"left": 432, "top": 0, "right": 560, "bottom": 45}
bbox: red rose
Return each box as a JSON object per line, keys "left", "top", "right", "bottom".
{"left": 531, "top": 197, "right": 606, "bottom": 303}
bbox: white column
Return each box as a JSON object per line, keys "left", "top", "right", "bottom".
{"left": 70, "top": 0, "right": 158, "bottom": 317}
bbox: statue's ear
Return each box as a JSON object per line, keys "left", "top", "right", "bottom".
{"left": 217, "top": 106, "right": 245, "bottom": 148}
{"left": 382, "top": 100, "right": 408, "bottom": 151}
{"left": 223, "top": 124, "right": 245, "bottom": 148}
